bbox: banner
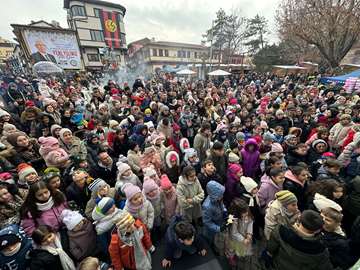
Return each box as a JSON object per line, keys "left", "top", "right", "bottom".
{"left": 23, "top": 29, "right": 81, "bottom": 69}
{"left": 99, "top": 10, "right": 122, "bottom": 49}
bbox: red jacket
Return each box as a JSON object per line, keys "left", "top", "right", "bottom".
{"left": 109, "top": 219, "right": 152, "bottom": 270}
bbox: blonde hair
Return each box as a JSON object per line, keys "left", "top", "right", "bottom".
{"left": 78, "top": 257, "right": 99, "bottom": 270}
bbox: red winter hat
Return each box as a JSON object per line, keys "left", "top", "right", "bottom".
{"left": 322, "top": 152, "right": 336, "bottom": 158}
{"left": 25, "top": 100, "right": 35, "bottom": 107}
{"left": 160, "top": 174, "right": 172, "bottom": 189}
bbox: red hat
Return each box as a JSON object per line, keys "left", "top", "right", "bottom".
{"left": 322, "top": 152, "right": 336, "bottom": 158}
{"left": 25, "top": 100, "right": 35, "bottom": 107}
{"left": 160, "top": 174, "right": 172, "bottom": 189}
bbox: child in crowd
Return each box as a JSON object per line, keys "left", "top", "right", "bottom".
{"left": 109, "top": 211, "right": 153, "bottom": 270}
{"left": 61, "top": 209, "right": 99, "bottom": 261}
{"left": 115, "top": 162, "right": 142, "bottom": 189}
{"left": 176, "top": 166, "right": 205, "bottom": 224}
{"left": 160, "top": 174, "right": 178, "bottom": 225}
{"left": 123, "top": 183, "right": 154, "bottom": 230}
{"left": 78, "top": 257, "right": 110, "bottom": 270}
{"left": 30, "top": 225, "right": 76, "bottom": 270}
{"left": 164, "top": 150, "right": 181, "bottom": 183}
{"left": 202, "top": 181, "right": 227, "bottom": 254}
{"left": 0, "top": 225, "right": 33, "bottom": 270}
{"left": 258, "top": 168, "right": 285, "bottom": 212}
{"left": 162, "top": 216, "right": 207, "bottom": 268}
{"left": 198, "top": 159, "right": 222, "bottom": 194}
{"left": 226, "top": 198, "right": 255, "bottom": 269}
{"left": 143, "top": 165, "right": 161, "bottom": 185}
{"left": 241, "top": 138, "right": 261, "bottom": 179}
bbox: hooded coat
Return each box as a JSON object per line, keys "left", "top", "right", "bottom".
{"left": 0, "top": 225, "right": 33, "bottom": 270}
{"left": 257, "top": 174, "right": 283, "bottom": 211}
{"left": 202, "top": 181, "right": 226, "bottom": 239}
{"left": 241, "top": 139, "right": 260, "bottom": 179}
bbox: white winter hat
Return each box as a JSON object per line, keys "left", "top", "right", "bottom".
{"left": 240, "top": 176, "right": 258, "bottom": 193}
{"left": 313, "top": 193, "right": 342, "bottom": 212}
{"left": 143, "top": 166, "right": 157, "bottom": 178}
{"left": 61, "top": 209, "right": 84, "bottom": 230}
{"left": 117, "top": 162, "right": 131, "bottom": 176}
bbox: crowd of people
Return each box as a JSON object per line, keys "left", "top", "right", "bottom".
{"left": 0, "top": 71, "right": 360, "bottom": 270}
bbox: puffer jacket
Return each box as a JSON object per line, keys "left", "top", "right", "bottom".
{"left": 124, "top": 198, "right": 154, "bottom": 230}
{"left": 202, "top": 181, "right": 226, "bottom": 238}
{"left": 21, "top": 202, "right": 67, "bottom": 236}
{"left": 59, "top": 136, "right": 87, "bottom": 160}
{"left": 258, "top": 174, "right": 283, "bottom": 210}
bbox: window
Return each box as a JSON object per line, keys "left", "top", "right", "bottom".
{"left": 177, "top": 51, "right": 181, "bottom": 58}
{"left": 87, "top": 54, "right": 100, "bottom": 62}
{"left": 90, "top": 30, "right": 104, "bottom": 41}
{"left": 94, "top": 8, "right": 101, "bottom": 17}
{"left": 152, "top": 49, "right": 157, "bottom": 56}
{"left": 187, "top": 51, "right": 190, "bottom": 58}
{"left": 71, "top": 5, "right": 86, "bottom": 16}
{"left": 165, "top": 50, "right": 169, "bottom": 57}
{"left": 194, "top": 52, "right": 198, "bottom": 59}
{"left": 144, "top": 49, "right": 150, "bottom": 58}
{"left": 159, "top": 49, "right": 163, "bottom": 57}
{"left": 120, "top": 33, "right": 126, "bottom": 46}
{"left": 117, "top": 13, "right": 124, "bottom": 23}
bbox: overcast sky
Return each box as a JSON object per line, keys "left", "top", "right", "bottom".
{"left": 0, "top": 0, "right": 281, "bottom": 45}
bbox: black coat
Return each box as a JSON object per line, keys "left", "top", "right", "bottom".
{"left": 66, "top": 182, "right": 91, "bottom": 211}
{"left": 93, "top": 162, "right": 117, "bottom": 186}
{"left": 283, "top": 178, "right": 308, "bottom": 211}
{"left": 285, "top": 150, "right": 308, "bottom": 167}
{"left": 29, "top": 249, "right": 63, "bottom": 270}
{"left": 320, "top": 231, "right": 356, "bottom": 269}
{"left": 197, "top": 171, "right": 222, "bottom": 196}
{"left": 209, "top": 152, "right": 228, "bottom": 184}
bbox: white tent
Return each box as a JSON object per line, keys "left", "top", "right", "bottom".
{"left": 208, "top": 69, "right": 231, "bottom": 76}
{"left": 176, "top": 69, "right": 196, "bottom": 75}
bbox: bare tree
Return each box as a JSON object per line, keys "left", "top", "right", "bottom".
{"left": 277, "top": 0, "right": 360, "bottom": 68}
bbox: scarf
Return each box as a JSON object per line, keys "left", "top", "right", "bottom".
{"left": 40, "top": 234, "right": 76, "bottom": 270}
{"left": 126, "top": 195, "right": 145, "bottom": 215}
{"left": 144, "top": 188, "right": 160, "bottom": 202}
{"left": 242, "top": 193, "right": 260, "bottom": 207}
{"left": 120, "top": 227, "right": 152, "bottom": 270}
{"left": 36, "top": 197, "right": 54, "bottom": 211}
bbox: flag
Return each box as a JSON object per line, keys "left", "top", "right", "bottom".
{"left": 99, "top": 10, "right": 122, "bottom": 49}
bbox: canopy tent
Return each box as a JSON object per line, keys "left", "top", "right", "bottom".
{"left": 208, "top": 69, "right": 231, "bottom": 76}
{"left": 176, "top": 69, "right": 196, "bottom": 75}
{"left": 320, "top": 69, "right": 360, "bottom": 84}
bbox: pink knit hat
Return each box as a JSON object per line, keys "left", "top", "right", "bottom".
{"left": 271, "top": 143, "right": 284, "bottom": 153}
{"left": 228, "top": 163, "right": 242, "bottom": 174}
{"left": 38, "top": 136, "right": 59, "bottom": 148}
{"left": 160, "top": 174, "right": 172, "bottom": 190}
{"left": 143, "top": 178, "right": 159, "bottom": 193}
{"left": 123, "top": 183, "right": 142, "bottom": 200}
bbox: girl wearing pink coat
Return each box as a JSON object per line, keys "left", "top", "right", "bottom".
{"left": 20, "top": 181, "right": 67, "bottom": 236}
{"left": 38, "top": 136, "right": 69, "bottom": 168}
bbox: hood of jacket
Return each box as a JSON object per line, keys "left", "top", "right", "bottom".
{"left": 206, "top": 181, "right": 225, "bottom": 201}
{"left": 244, "top": 138, "right": 259, "bottom": 152}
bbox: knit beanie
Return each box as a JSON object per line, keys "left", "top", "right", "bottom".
{"left": 300, "top": 210, "right": 324, "bottom": 232}
{"left": 0, "top": 172, "right": 15, "bottom": 185}
{"left": 117, "top": 162, "right": 131, "bottom": 176}
{"left": 17, "top": 163, "right": 38, "bottom": 182}
{"left": 313, "top": 193, "right": 342, "bottom": 212}
{"left": 38, "top": 136, "right": 58, "bottom": 148}
{"left": 96, "top": 197, "right": 115, "bottom": 215}
{"left": 271, "top": 143, "right": 284, "bottom": 153}
{"left": 235, "top": 132, "right": 245, "bottom": 141}
{"left": 144, "top": 121, "right": 154, "bottom": 129}
{"left": 143, "top": 166, "right": 157, "bottom": 178}
{"left": 312, "top": 139, "right": 328, "bottom": 149}
{"left": 116, "top": 210, "right": 135, "bottom": 234}
{"left": 88, "top": 178, "right": 107, "bottom": 193}
{"left": 2, "top": 123, "right": 16, "bottom": 134}
{"left": 42, "top": 167, "right": 61, "bottom": 183}
{"left": 0, "top": 109, "right": 10, "bottom": 118}
{"left": 0, "top": 230, "right": 21, "bottom": 251}
{"left": 61, "top": 209, "right": 84, "bottom": 230}
{"left": 276, "top": 109, "right": 284, "bottom": 116}
{"left": 240, "top": 176, "right": 258, "bottom": 193}
{"left": 263, "top": 132, "right": 276, "bottom": 142}
{"left": 275, "top": 190, "right": 297, "bottom": 206}
{"left": 123, "top": 183, "right": 142, "bottom": 200}
{"left": 59, "top": 128, "right": 72, "bottom": 141}
{"left": 50, "top": 124, "right": 62, "bottom": 136}
{"left": 160, "top": 174, "right": 172, "bottom": 190}
{"left": 143, "top": 178, "right": 160, "bottom": 200}
{"left": 228, "top": 152, "right": 240, "bottom": 163}
{"left": 284, "top": 134, "right": 296, "bottom": 141}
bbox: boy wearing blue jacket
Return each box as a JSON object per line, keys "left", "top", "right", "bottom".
{"left": 0, "top": 224, "right": 33, "bottom": 270}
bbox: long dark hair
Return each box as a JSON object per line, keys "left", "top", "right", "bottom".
{"left": 20, "top": 181, "right": 65, "bottom": 219}
{"left": 306, "top": 179, "right": 345, "bottom": 201}
{"left": 32, "top": 225, "right": 54, "bottom": 245}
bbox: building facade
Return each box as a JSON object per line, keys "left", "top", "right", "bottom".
{"left": 127, "top": 38, "right": 221, "bottom": 75}
{"left": 0, "top": 37, "right": 15, "bottom": 68}
{"left": 64, "top": 0, "right": 127, "bottom": 70}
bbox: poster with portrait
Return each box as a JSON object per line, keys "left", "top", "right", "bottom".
{"left": 23, "top": 29, "right": 81, "bottom": 69}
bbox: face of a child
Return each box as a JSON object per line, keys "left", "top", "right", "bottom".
{"left": 275, "top": 128, "right": 283, "bottom": 136}
{"left": 204, "top": 163, "right": 215, "bottom": 175}
{"left": 297, "top": 170, "right": 309, "bottom": 182}
{"left": 333, "top": 187, "right": 343, "bottom": 199}
{"left": 327, "top": 166, "right": 340, "bottom": 176}
{"left": 321, "top": 213, "right": 338, "bottom": 232}
{"left": 72, "top": 219, "right": 85, "bottom": 232}
{"left": 25, "top": 172, "right": 38, "bottom": 184}
{"left": 130, "top": 192, "right": 143, "bottom": 206}
{"left": 295, "top": 146, "right": 308, "bottom": 156}
{"left": 73, "top": 171, "right": 87, "bottom": 187}
{"left": 48, "top": 177, "right": 61, "bottom": 190}
{"left": 16, "top": 136, "right": 29, "bottom": 147}
{"left": 106, "top": 205, "right": 116, "bottom": 215}
{"left": 236, "top": 170, "right": 243, "bottom": 179}
{"left": 272, "top": 172, "right": 285, "bottom": 184}
{"left": 247, "top": 145, "right": 255, "bottom": 152}
{"left": 186, "top": 171, "right": 197, "bottom": 182}
{"left": 286, "top": 202, "right": 298, "bottom": 214}
{"left": 315, "top": 143, "right": 327, "bottom": 153}
{"left": 251, "top": 187, "right": 258, "bottom": 195}
{"left": 35, "top": 188, "right": 50, "bottom": 202}
{"left": 272, "top": 161, "right": 283, "bottom": 170}
{"left": 122, "top": 169, "right": 132, "bottom": 177}
{"left": 180, "top": 237, "right": 194, "bottom": 246}
{"left": 98, "top": 185, "right": 109, "bottom": 197}
{"left": 146, "top": 189, "right": 158, "bottom": 198}
{"left": 0, "top": 188, "right": 12, "bottom": 203}
{"left": 42, "top": 232, "right": 55, "bottom": 246}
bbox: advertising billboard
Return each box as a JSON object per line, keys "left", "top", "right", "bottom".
{"left": 23, "top": 29, "right": 81, "bottom": 69}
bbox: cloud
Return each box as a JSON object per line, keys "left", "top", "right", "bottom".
{"left": 0, "top": 0, "right": 281, "bottom": 45}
